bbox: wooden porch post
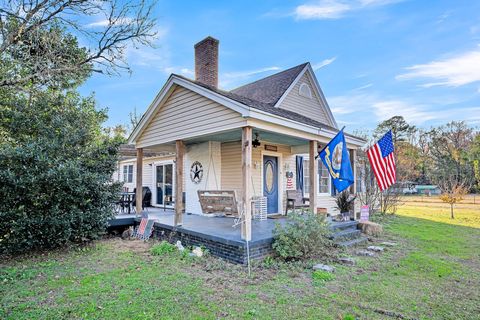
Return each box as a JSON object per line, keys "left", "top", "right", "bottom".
{"left": 241, "top": 126, "right": 253, "bottom": 241}
{"left": 135, "top": 148, "right": 143, "bottom": 216}
{"left": 309, "top": 140, "right": 318, "bottom": 214}
{"left": 174, "top": 140, "right": 185, "bottom": 226}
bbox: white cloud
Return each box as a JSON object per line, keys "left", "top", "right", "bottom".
{"left": 329, "top": 91, "right": 480, "bottom": 126}
{"left": 312, "top": 57, "right": 337, "bottom": 70}
{"left": 86, "top": 17, "right": 134, "bottom": 28}
{"left": 293, "top": 0, "right": 403, "bottom": 20}
{"left": 295, "top": 1, "right": 351, "bottom": 20}
{"left": 396, "top": 48, "right": 480, "bottom": 87}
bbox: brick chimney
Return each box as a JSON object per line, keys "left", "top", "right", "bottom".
{"left": 194, "top": 36, "right": 219, "bottom": 88}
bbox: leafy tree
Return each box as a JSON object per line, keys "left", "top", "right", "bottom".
{"left": 1, "top": 0, "right": 156, "bottom": 89}
{"left": 0, "top": 90, "right": 121, "bottom": 254}
{"left": 427, "top": 121, "right": 475, "bottom": 218}
{"left": 374, "top": 115, "right": 416, "bottom": 144}
{"left": 0, "top": 0, "right": 157, "bottom": 254}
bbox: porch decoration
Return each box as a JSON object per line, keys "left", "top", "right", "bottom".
{"left": 190, "top": 161, "right": 204, "bottom": 184}
{"left": 318, "top": 128, "right": 354, "bottom": 192}
{"left": 133, "top": 211, "right": 155, "bottom": 241}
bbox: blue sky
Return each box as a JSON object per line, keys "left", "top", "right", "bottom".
{"left": 79, "top": 0, "right": 480, "bottom": 132}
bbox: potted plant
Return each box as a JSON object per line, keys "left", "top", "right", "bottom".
{"left": 335, "top": 191, "right": 356, "bottom": 221}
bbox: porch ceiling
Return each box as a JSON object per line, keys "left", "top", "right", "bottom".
{"left": 183, "top": 128, "right": 308, "bottom": 147}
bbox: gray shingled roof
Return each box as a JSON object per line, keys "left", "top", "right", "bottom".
{"left": 230, "top": 63, "right": 308, "bottom": 105}
{"left": 173, "top": 62, "right": 340, "bottom": 131}
{"left": 172, "top": 63, "right": 364, "bottom": 142}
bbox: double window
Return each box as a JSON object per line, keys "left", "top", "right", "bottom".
{"left": 302, "top": 158, "right": 331, "bottom": 195}
{"left": 123, "top": 164, "right": 134, "bottom": 183}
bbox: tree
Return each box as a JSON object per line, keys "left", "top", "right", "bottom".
{"left": 1, "top": 0, "right": 157, "bottom": 89}
{"left": 427, "top": 121, "right": 475, "bottom": 219}
{"left": 0, "top": 89, "right": 121, "bottom": 254}
{"left": 438, "top": 176, "right": 468, "bottom": 219}
{"left": 374, "top": 115, "right": 416, "bottom": 144}
{"left": 0, "top": 1, "right": 158, "bottom": 254}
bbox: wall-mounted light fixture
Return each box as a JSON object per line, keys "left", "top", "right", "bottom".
{"left": 252, "top": 133, "right": 261, "bottom": 148}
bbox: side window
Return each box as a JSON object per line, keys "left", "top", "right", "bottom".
{"left": 123, "top": 165, "right": 134, "bottom": 183}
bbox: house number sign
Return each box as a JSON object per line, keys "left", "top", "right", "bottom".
{"left": 190, "top": 161, "right": 203, "bottom": 184}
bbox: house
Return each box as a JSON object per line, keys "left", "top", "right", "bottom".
{"left": 415, "top": 185, "right": 441, "bottom": 196}
{"left": 118, "top": 36, "right": 365, "bottom": 251}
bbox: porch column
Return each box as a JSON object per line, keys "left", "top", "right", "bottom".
{"left": 241, "top": 126, "right": 253, "bottom": 241}
{"left": 309, "top": 140, "right": 318, "bottom": 213}
{"left": 135, "top": 148, "right": 143, "bottom": 216}
{"left": 174, "top": 140, "right": 185, "bottom": 226}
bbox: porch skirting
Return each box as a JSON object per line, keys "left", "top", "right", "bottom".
{"left": 152, "top": 221, "right": 274, "bottom": 264}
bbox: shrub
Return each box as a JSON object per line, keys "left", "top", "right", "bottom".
{"left": 0, "top": 91, "right": 120, "bottom": 255}
{"left": 150, "top": 241, "right": 176, "bottom": 256}
{"left": 272, "top": 212, "right": 335, "bottom": 260}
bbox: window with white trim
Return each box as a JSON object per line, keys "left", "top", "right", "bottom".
{"left": 123, "top": 164, "right": 134, "bottom": 183}
{"left": 299, "top": 83, "right": 312, "bottom": 99}
{"left": 302, "top": 157, "right": 331, "bottom": 195}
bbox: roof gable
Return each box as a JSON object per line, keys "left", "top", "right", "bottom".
{"left": 230, "top": 63, "right": 307, "bottom": 105}
{"left": 276, "top": 68, "right": 336, "bottom": 127}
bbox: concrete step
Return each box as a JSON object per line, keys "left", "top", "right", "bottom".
{"left": 331, "top": 229, "right": 362, "bottom": 242}
{"left": 338, "top": 236, "right": 368, "bottom": 248}
{"left": 329, "top": 220, "right": 358, "bottom": 232}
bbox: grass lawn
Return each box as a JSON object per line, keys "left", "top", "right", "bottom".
{"left": 1, "top": 202, "right": 479, "bottom": 319}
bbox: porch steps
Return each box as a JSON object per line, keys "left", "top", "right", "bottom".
{"left": 329, "top": 220, "right": 368, "bottom": 247}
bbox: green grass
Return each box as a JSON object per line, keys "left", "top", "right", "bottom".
{"left": 1, "top": 205, "right": 480, "bottom": 319}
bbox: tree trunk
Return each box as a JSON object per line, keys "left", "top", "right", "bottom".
{"left": 450, "top": 203, "right": 454, "bottom": 219}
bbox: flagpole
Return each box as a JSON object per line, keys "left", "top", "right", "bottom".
{"left": 315, "top": 126, "right": 346, "bottom": 159}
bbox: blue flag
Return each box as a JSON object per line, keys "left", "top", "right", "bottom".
{"left": 318, "top": 129, "right": 354, "bottom": 193}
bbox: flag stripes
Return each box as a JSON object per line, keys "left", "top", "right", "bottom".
{"left": 367, "top": 131, "right": 396, "bottom": 191}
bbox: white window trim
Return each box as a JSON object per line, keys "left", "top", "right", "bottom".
{"left": 122, "top": 164, "right": 134, "bottom": 184}
{"left": 152, "top": 160, "right": 175, "bottom": 208}
{"left": 302, "top": 155, "right": 331, "bottom": 197}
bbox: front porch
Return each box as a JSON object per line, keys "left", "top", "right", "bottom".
{"left": 108, "top": 208, "right": 364, "bottom": 264}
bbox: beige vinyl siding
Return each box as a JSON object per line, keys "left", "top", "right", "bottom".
{"left": 221, "top": 141, "right": 296, "bottom": 214}
{"left": 220, "top": 141, "right": 242, "bottom": 198}
{"left": 137, "top": 86, "right": 246, "bottom": 148}
{"left": 279, "top": 72, "right": 333, "bottom": 127}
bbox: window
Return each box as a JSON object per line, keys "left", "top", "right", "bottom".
{"left": 302, "top": 157, "right": 331, "bottom": 195}
{"left": 123, "top": 164, "right": 134, "bottom": 183}
{"left": 318, "top": 161, "right": 330, "bottom": 194}
{"left": 303, "top": 160, "right": 310, "bottom": 194}
{"left": 299, "top": 83, "right": 312, "bottom": 99}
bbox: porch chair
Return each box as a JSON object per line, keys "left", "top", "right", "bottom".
{"left": 285, "top": 190, "right": 309, "bottom": 214}
{"left": 133, "top": 211, "right": 155, "bottom": 241}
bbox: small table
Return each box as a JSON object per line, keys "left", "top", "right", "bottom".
{"left": 120, "top": 192, "right": 136, "bottom": 214}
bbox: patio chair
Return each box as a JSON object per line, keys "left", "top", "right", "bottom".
{"left": 133, "top": 211, "right": 155, "bottom": 241}
{"left": 285, "top": 190, "right": 309, "bottom": 214}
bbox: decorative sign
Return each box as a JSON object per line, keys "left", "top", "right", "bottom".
{"left": 360, "top": 205, "right": 369, "bottom": 221}
{"left": 286, "top": 171, "right": 294, "bottom": 190}
{"left": 190, "top": 161, "right": 203, "bottom": 184}
{"left": 264, "top": 144, "right": 277, "bottom": 152}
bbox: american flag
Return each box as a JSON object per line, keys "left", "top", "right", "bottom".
{"left": 367, "top": 130, "right": 396, "bottom": 191}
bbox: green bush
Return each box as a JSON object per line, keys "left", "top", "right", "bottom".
{"left": 272, "top": 212, "right": 334, "bottom": 260}
{"left": 312, "top": 270, "right": 335, "bottom": 283}
{"left": 0, "top": 90, "right": 120, "bottom": 255}
{"left": 150, "top": 241, "right": 176, "bottom": 256}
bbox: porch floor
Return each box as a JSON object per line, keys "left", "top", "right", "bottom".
{"left": 110, "top": 207, "right": 285, "bottom": 245}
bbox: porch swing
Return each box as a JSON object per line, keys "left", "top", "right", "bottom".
{"left": 197, "top": 152, "right": 267, "bottom": 224}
